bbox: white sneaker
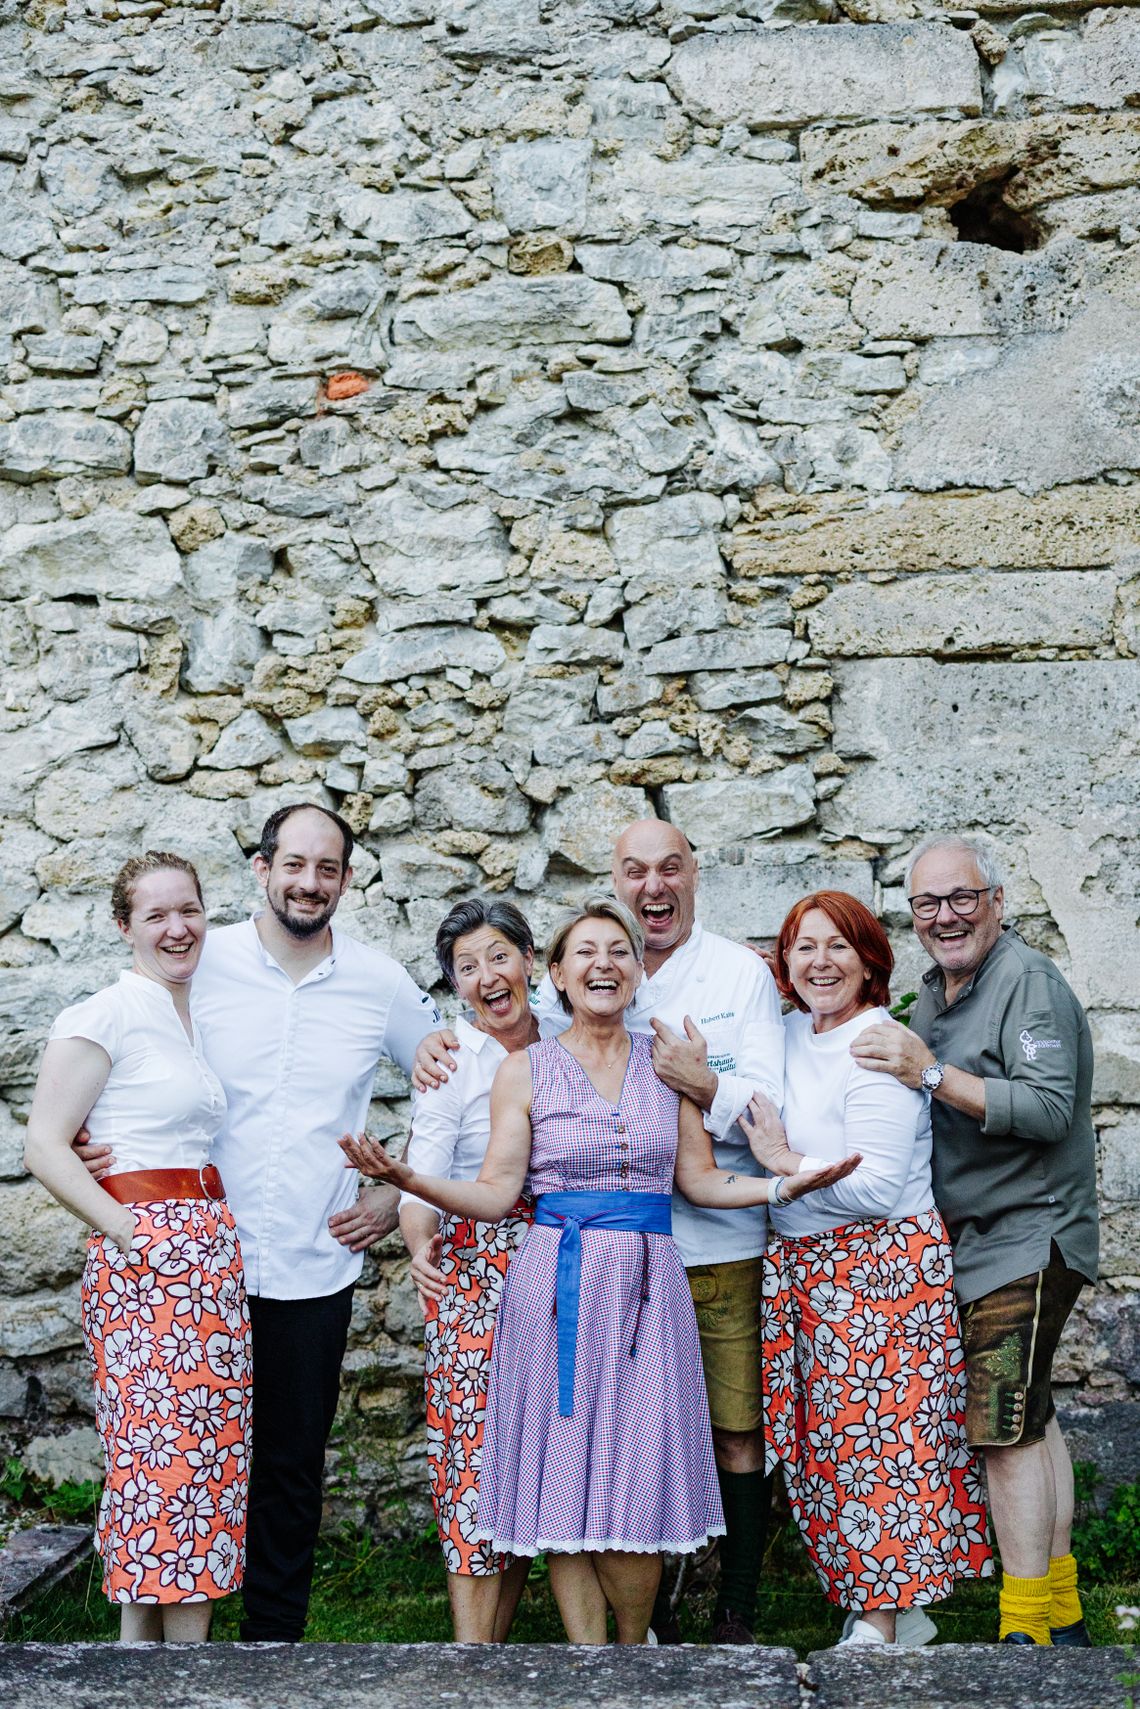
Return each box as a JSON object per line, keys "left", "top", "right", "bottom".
{"left": 836, "top": 1617, "right": 890, "bottom": 1647}
{"left": 646, "top": 1627, "right": 659, "bottom": 1646}
{"left": 840, "top": 1608, "right": 937, "bottom": 1647}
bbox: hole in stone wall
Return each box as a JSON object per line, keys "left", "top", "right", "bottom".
{"left": 948, "top": 179, "right": 1040, "bottom": 254}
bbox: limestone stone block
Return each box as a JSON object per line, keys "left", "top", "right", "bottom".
{"left": 0, "top": 271, "right": 52, "bottom": 335}
{"left": 0, "top": 413, "right": 131, "bottom": 480}
{"left": 122, "top": 701, "right": 200, "bottom": 783}
{"left": 415, "top": 759, "right": 530, "bottom": 835}
{"left": 0, "top": 1284, "right": 83, "bottom": 1358}
{"left": 492, "top": 138, "right": 592, "bottom": 232}
{"left": 1091, "top": 1014, "right": 1140, "bottom": 1105}
{"left": 1101, "top": 1113, "right": 1140, "bottom": 1204}
{"left": 218, "top": 21, "right": 307, "bottom": 69}
{"left": 600, "top": 148, "right": 797, "bottom": 233}
{"left": 0, "top": 1097, "right": 26, "bottom": 1180}
{"left": 42, "top": 143, "right": 113, "bottom": 220}
{"left": 690, "top": 671, "right": 784, "bottom": 711}
{"left": 335, "top": 186, "right": 473, "bottom": 245}
{"left": 606, "top": 493, "right": 726, "bottom": 584}
{"left": 625, "top": 588, "right": 726, "bottom": 653}
{"left": 850, "top": 240, "right": 1078, "bottom": 341}
{"left": 21, "top": 1426, "right": 104, "bottom": 1487}
{"left": 575, "top": 240, "right": 734, "bottom": 285}
{"left": 182, "top": 615, "right": 264, "bottom": 693}
{"left": 808, "top": 570, "right": 1118, "bottom": 656}
{"left": 0, "top": 1178, "right": 88, "bottom": 1293}
{"left": 895, "top": 297, "right": 1140, "bottom": 493}
{"left": 541, "top": 782, "right": 650, "bottom": 874}
{"left": 1008, "top": 115, "right": 1140, "bottom": 210}
{"left": 663, "top": 769, "right": 817, "bottom": 846}
{"left": 0, "top": 696, "right": 124, "bottom": 819}
{"left": 646, "top": 627, "right": 790, "bottom": 675}
{"left": 729, "top": 486, "right": 1140, "bottom": 579}
{"left": 228, "top": 377, "right": 317, "bottom": 431}
{"left": 696, "top": 844, "right": 875, "bottom": 941}
{"left": 200, "top": 709, "right": 284, "bottom": 771}
{"left": 376, "top": 843, "right": 479, "bottom": 902}
{"left": 826, "top": 659, "right": 1140, "bottom": 839}
{"left": 74, "top": 266, "right": 212, "bottom": 307}
{"left": 728, "top": 706, "right": 825, "bottom": 756}
{"left": 31, "top": 746, "right": 147, "bottom": 845}
{"left": 525, "top": 624, "right": 624, "bottom": 668}
{"left": 134, "top": 399, "right": 229, "bottom": 484}
{"left": 23, "top": 335, "right": 103, "bottom": 374}
{"left": 340, "top": 626, "right": 507, "bottom": 684}
{"left": 284, "top": 708, "right": 368, "bottom": 756}
{"left": 0, "top": 822, "right": 54, "bottom": 933}
{"left": 182, "top": 535, "right": 273, "bottom": 603}
{"left": 1050, "top": 10, "right": 1140, "bottom": 111}
{"left": 115, "top": 315, "right": 169, "bottom": 366}
{"left": 502, "top": 674, "right": 598, "bottom": 740}
{"left": 667, "top": 24, "right": 981, "bottom": 129}
{"left": 351, "top": 489, "right": 510, "bottom": 598}
{"left": 202, "top": 306, "right": 265, "bottom": 361}
{"left": 392, "top": 276, "right": 631, "bottom": 350}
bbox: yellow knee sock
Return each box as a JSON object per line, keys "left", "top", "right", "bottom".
{"left": 999, "top": 1572, "right": 1052, "bottom": 1644}
{"left": 1049, "top": 1553, "right": 1083, "bottom": 1629}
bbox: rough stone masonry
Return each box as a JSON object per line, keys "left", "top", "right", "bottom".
{"left": 0, "top": 0, "right": 1138, "bottom": 1534}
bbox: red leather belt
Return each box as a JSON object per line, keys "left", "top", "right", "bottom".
{"left": 102, "top": 1164, "right": 225, "bottom": 1205}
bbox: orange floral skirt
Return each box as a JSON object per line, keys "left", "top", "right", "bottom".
{"left": 82, "top": 1196, "right": 251, "bottom": 1604}
{"left": 762, "top": 1208, "right": 992, "bottom": 1610}
{"left": 424, "top": 1202, "right": 531, "bottom": 1577}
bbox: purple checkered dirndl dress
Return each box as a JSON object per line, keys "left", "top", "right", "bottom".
{"left": 475, "top": 1032, "right": 724, "bottom": 1557}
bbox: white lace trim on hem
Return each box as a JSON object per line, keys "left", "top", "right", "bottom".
{"left": 476, "top": 1527, "right": 726, "bottom": 1559}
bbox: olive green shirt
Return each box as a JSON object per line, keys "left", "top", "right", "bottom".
{"left": 911, "top": 928, "right": 1098, "bottom": 1304}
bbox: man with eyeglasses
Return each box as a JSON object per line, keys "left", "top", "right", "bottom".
{"left": 851, "top": 833, "right": 1097, "bottom": 1651}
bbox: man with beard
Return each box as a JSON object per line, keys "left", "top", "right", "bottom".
{"left": 79, "top": 803, "right": 440, "bottom": 1641}
{"left": 851, "top": 834, "right": 1098, "bottom": 1648}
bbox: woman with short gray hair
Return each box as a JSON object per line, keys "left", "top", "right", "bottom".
{"left": 390, "top": 896, "right": 538, "bottom": 1642}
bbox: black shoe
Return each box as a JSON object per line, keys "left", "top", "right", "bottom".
{"left": 1050, "top": 1618, "right": 1092, "bottom": 1647}
{"left": 650, "top": 1612, "right": 682, "bottom": 1645}
{"left": 1001, "top": 1632, "right": 1039, "bottom": 1645}
{"left": 713, "top": 1608, "right": 756, "bottom": 1645}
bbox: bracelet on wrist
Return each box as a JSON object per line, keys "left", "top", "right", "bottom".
{"left": 770, "top": 1176, "right": 784, "bottom": 1207}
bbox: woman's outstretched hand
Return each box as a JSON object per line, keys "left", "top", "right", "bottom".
{"left": 778, "top": 1153, "right": 862, "bottom": 1203}
{"left": 739, "top": 1092, "right": 797, "bottom": 1174}
{"left": 339, "top": 1132, "right": 415, "bottom": 1190}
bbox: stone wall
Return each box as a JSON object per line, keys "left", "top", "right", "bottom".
{"left": 0, "top": 0, "right": 1138, "bottom": 1529}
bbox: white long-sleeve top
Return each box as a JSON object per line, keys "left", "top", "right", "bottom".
{"left": 192, "top": 918, "right": 440, "bottom": 1300}
{"left": 769, "top": 1005, "right": 935, "bottom": 1240}
{"left": 534, "top": 920, "right": 785, "bottom": 1266}
{"left": 400, "top": 1013, "right": 507, "bottom": 1214}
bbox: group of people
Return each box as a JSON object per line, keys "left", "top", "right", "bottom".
{"left": 23, "top": 802, "right": 1098, "bottom": 1654}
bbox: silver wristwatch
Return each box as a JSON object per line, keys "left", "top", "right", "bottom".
{"left": 920, "top": 1060, "right": 946, "bottom": 1094}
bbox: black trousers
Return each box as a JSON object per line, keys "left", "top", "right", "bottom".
{"left": 240, "top": 1284, "right": 354, "bottom": 1642}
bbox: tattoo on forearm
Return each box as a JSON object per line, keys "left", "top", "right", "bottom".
{"left": 726, "top": 1173, "right": 737, "bottom": 1184}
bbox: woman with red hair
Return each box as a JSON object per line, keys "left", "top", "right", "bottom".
{"left": 743, "top": 892, "right": 991, "bottom": 1646}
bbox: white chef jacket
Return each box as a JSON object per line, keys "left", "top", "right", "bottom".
{"left": 50, "top": 970, "right": 226, "bottom": 1175}
{"left": 400, "top": 1013, "right": 508, "bottom": 1215}
{"left": 535, "top": 920, "right": 784, "bottom": 1266}
{"left": 192, "top": 918, "right": 440, "bottom": 1300}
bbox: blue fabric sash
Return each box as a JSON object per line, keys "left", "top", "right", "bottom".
{"left": 534, "top": 1190, "right": 673, "bottom": 1417}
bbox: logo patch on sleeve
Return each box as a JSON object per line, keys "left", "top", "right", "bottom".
{"left": 1019, "top": 1029, "right": 1062, "bottom": 1061}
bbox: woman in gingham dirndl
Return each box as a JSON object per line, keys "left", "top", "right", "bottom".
{"left": 745, "top": 892, "right": 992, "bottom": 1647}
{"left": 397, "top": 899, "right": 538, "bottom": 1642}
{"left": 344, "top": 897, "right": 858, "bottom": 1644}
{"left": 24, "top": 853, "right": 250, "bottom": 1644}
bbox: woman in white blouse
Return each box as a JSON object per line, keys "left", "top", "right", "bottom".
{"left": 385, "top": 897, "right": 538, "bottom": 1642}
{"left": 24, "top": 851, "right": 250, "bottom": 1644}
{"left": 743, "top": 891, "right": 991, "bottom": 1646}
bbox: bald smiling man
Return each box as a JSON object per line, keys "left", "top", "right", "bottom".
{"left": 415, "top": 819, "right": 785, "bottom": 1643}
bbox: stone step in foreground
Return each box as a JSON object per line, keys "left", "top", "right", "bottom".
{"left": 0, "top": 1529, "right": 91, "bottom": 1633}
{"left": 0, "top": 1642, "right": 1132, "bottom": 1709}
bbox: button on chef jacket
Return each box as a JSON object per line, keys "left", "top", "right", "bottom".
{"left": 192, "top": 918, "right": 440, "bottom": 1300}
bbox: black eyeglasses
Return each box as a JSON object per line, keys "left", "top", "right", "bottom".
{"left": 907, "top": 886, "right": 996, "bottom": 922}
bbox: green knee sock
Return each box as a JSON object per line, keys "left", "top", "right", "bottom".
{"left": 714, "top": 1468, "right": 770, "bottom": 1628}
